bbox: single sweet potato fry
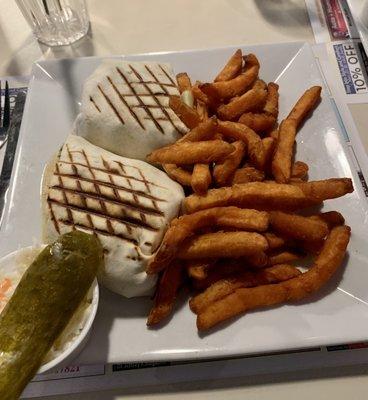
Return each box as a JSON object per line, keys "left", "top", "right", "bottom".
{"left": 287, "top": 86, "right": 322, "bottom": 128}
{"left": 271, "top": 118, "right": 297, "bottom": 183}
{"left": 252, "top": 79, "right": 267, "bottom": 91}
{"left": 192, "top": 84, "right": 209, "bottom": 104}
{"left": 185, "top": 179, "right": 353, "bottom": 214}
{"left": 270, "top": 211, "right": 329, "bottom": 241}
{"left": 147, "top": 260, "right": 184, "bottom": 326}
{"left": 197, "top": 226, "right": 350, "bottom": 330}
{"left": 147, "top": 140, "right": 234, "bottom": 164}
{"left": 263, "top": 232, "right": 289, "bottom": 250}
{"left": 272, "top": 86, "right": 321, "bottom": 184}
{"left": 186, "top": 259, "right": 215, "bottom": 281}
{"left": 263, "top": 82, "right": 279, "bottom": 117}
{"left": 178, "top": 231, "right": 269, "bottom": 259}
{"left": 179, "top": 116, "right": 217, "bottom": 143}
{"left": 217, "top": 88, "right": 267, "bottom": 121}
{"left": 163, "top": 164, "right": 192, "bottom": 186}
{"left": 291, "top": 161, "right": 309, "bottom": 180}
{"left": 238, "top": 112, "right": 276, "bottom": 133}
{"left": 311, "top": 211, "right": 345, "bottom": 228}
{"left": 176, "top": 72, "right": 192, "bottom": 93}
{"left": 211, "top": 208, "right": 269, "bottom": 231}
{"left": 268, "top": 250, "right": 302, "bottom": 265}
{"left": 199, "top": 83, "right": 223, "bottom": 111}
{"left": 243, "top": 53, "right": 260, "bottom": 68}
{"left": 262, "top": 136, "right": 275, "bottom": 170}
{"left": 207, "top": 66, "right": 259, "bottom": 100}
{"left": 218, "top": 120, "right": 266, "bottom": 169}
{"left": 191, "top": 164, "right": 212, "bottom": 195}
{"left": 215, "top": 49, "right": 243, "bottom": 82}
{"left": 184, "top": 181, "right": 324, "bottom": 214}
{"left": 214, "top": 141, "right": 246, "bottom": 186}
{"left": 293, "top": 178, "right": 354, "bottom": 201}
{"left": 169, "top": 95, "right": 201, "bottom": 128}
{"left": 190, "top": 264, "right": 301, "bottom": 314}
{"left": 231, "top": 166, "right": 265, "bottom": 184}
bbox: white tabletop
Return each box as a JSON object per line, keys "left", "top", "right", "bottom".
{"left": 0, "top": 0, "right": 314, "bottom": 76}
{"left": 0, "top": 0, "right": 367, "bottom": 398}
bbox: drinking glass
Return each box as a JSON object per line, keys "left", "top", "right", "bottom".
{"left": 15, "top": 0, "right": 90, "bottom": 46}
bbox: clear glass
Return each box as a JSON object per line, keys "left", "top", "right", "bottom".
{"left": 15, "top": 0, "right": 90, "bottom": 46}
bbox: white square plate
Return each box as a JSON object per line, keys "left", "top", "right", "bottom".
{"left": 1, "top": 42, "right": 368, "bottom": 365}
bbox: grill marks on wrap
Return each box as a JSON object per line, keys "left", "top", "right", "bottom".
{"left": 107, "top": 76, "right": 144, "bottom": 129}
{"left": 158, "top": 64, "right": 177, "bottom": 85}
{"left": 116, "top": 66, "right": 165, "bottom": 133}
{"left": 47, "top": 145, "right": 168, "bottom": 244}
{"left": 55, "top": 159, "right": 164, "bottom": 188}
{"left": 91, "top": 63, "right": 185, "bottom": 134}
{"left": 97, "top": 84, "right": 125, "bottom": 124}
{"left": 89, "top": 96, "right": 101, "bottom": 112}
{"left": 48, "top": 198, "right": 158, "bottom": 232}
{"left": 131, "top": 65, "right": 178, "bottom": 131}
{"left": 53, "top": 172, "right": 165, "bottom": 203}
{"left": 60, "top": 220, "right": 139, "bottom": 245}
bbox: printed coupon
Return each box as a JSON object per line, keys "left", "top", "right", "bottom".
{"left": 333, "top": 41, "right": 368, "bottom": 94}
{"left": 307, "top": 0, "right": 360, "bottom": 43}
{"left": 322, "top": 0, "right": 350, "bottom": 39}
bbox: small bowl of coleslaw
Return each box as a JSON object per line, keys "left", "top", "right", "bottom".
{"left": 0, "top": 245, "right": 99, "bottom": 374}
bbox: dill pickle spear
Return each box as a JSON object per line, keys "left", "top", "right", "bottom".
{"left": 0, "top": 231, "right": 104, "bottom": 400}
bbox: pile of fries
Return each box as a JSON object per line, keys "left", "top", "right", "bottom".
{"left": 146, "top": 49, "right": 354, "bottom": 332}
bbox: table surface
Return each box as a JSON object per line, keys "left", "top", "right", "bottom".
{"left": 0, "top": 0, "right": 367, "bottom": 398}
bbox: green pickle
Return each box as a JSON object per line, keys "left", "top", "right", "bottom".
{"left": 0, "top": 231, "right": 104, "bottom": 400}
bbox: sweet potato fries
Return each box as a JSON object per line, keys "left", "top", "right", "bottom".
{"left": 146, "top": 48, "right": 353, "bottom": 332}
